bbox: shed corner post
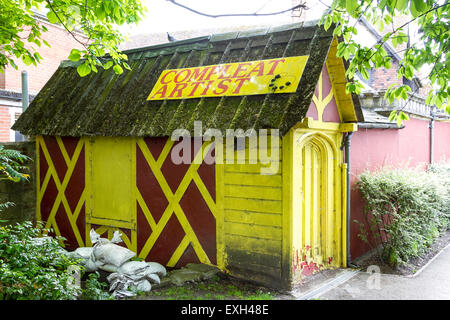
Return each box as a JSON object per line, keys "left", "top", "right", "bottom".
{"left": 280, "top": 128, "right": 295, "bottom": 289}
{"left": 215, "top": 138, "right": 227, "bottom": 272}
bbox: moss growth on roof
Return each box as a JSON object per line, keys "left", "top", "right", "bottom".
{"left": 13, "top": 21, "right": 336, "bottom": 137}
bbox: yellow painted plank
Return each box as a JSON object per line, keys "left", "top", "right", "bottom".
{"left": 223, "top": 172, "right": 282, "bottom": 187}
{"left": 224, "top": 234, "right": 281, "bottom": 255}
{"left": 225, "top": 248, "right": 281, "bottom": 269}
{"left": 224, "top": 197, "right": 282, "bottom": 214}
{"left": 224, "top": 162, "right": 281, "bottom": 174}
{"left": 224, "top": 184, "right": 282, "bottom": 201}
{"left": 224, "top": 222, "right": 282, "bottom": 240}
{"left": 224, "top": 209, "right": 282, "bottom": 227}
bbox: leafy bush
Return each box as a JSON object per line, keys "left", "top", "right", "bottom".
{"left": 355, "top": 162, "right": 450, "bottom": 267}
{"left": 0, "top": 145, "right": 30, "bottom": 182}
{"left": 0, "top": 221, "right": 83, "bottom": 299}
{"left": 81, "top": 272, "right": 113, "bottom": 300}
{"left": 0, "top": 220, "right": 111, "bottom": 300}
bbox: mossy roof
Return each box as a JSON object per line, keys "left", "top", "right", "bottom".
{"left": 13, "top": 21, "right": 343, "bottom": 137}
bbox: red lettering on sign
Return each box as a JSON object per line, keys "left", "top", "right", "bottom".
{"left": 246, "top": 61, "right": 265, "bottom": 77}
{"left": 150, "top": 84, "right": 168, "bottom": 99}
{"left": 217, "top": 65, "right": 233, "bottom": 79}
{"left": 201, "top": 80, "right": 215, "bottom": 95}
{"left": 232, "top": 77, "right": 250, "bottom": 94}
{"left": 205, "top": 66, "right": 219, "bottom": 81}
{"left": 233, "top": 63, "right": 252, "bottom": 78}
{"left": 266, "top": 59, "right": 286, "bottom": 75}
{"left": 160, "top": 71, "right": 176, "bottom": 84}
{"left": 188, "top": 67, "right": 210, "bottom": 82}
{"left": 169, "top": 83, "right": 188, "bottom": 97}
{"left": 213, "top": 79, "right": 231, "bottom": 95}
{"left": 188, "top": 81, "right": 205, "bottom": 97}
{"left": 174, "top": 69, "right": 191, "bottom": 83}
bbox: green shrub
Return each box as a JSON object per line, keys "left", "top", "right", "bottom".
{"left": 355, "top": 162, "right": 450, "bottom": 267}
{"left": 0, "top": 221, "right": 81, "bottom": 300}
{"left": 0, "top": 221, "right": 115, "bottom": 300}
{"left": 81, "top": 272, "right": 114, "bottom": 300}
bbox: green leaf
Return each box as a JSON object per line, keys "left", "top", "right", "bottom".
{"left": 410, "top": 0, "right": 428, "bottom": 17}
{"left": 123, "top": 62, "right": 131, "bottom": 71}
{"left": 68, "top": 49, "right": 81, "bottom": 62}
{"left": 360, "top": 67, "right": 369, "bottom": 80}
{"left": 399, "top": 111, "right": 409, "bottom": 121}
{"left": 388, "top": 110, "right": 397, "bottom": 122}
{"left": 324, "top": 15, "right": 332, "bottom": 30}
{"left": 46, "top": 10, "right": 59, "bottom": 24}
{"left": 77, "top": 61, "right": 91, "bottom": 77}
{"left": 22, "top": 54, "right": 34, "bottom": 66}
{"left": 103, "top": 60, "right": 114, "bottom": 70}
{"left": 395, "top": 0, "right": 408, "bottom": 11}
{"left": 396, "top": 115, "right": 402, "bottom": 127}
{"left": 113, "top": 64, "right": 123, "bottom": 74}
{"left": 346, "top": 0, "right": 359, "bottom": 16}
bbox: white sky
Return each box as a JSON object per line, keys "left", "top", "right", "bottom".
{"left": 119, "top": 0, "right": 329, "bottom": 36}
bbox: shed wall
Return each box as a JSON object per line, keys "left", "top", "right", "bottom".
{"left": 220, "top": 138, "right": 284, "bottom": 287}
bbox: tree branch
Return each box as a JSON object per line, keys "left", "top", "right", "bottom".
{"left": 44, "top": 0, "right": 88, "bottom": 50}
{"left": 166, "top": 0, "right": 307, "bottom": 18}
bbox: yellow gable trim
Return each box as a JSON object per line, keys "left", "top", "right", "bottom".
{"left": 325, "top": 37, "right": 358, "bottom": 123}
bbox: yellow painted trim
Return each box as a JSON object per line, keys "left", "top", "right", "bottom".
{"left": 216, "top": 140, "right": 226, "bottom": 271}
{"left": 281, "top": 129, "right": 295, "bottom": 287}
{"left": 293, "top": 117, "right": 357, "bottom": 132}
{"left": 325, "top": 37, "right": 358, "bottom": 122}
{"left": 36, "top": 137, "right": 41, "bottom": 222}
{"left": 167, "top": 236, "right": 190, "bottom": 267}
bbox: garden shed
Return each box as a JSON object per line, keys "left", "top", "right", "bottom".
{"left": 13, "top": 21, "right": 363, "bottom": 289}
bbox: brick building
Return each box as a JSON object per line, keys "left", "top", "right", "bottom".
{"left": 0, "top": 12, "right": 85, "bottom": 142}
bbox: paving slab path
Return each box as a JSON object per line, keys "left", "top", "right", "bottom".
{"left": 304, "top": 244, "right": 450, "bottom": 300}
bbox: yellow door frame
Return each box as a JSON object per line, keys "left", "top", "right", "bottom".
{"left": 282, "top": 118, "right": 356, "bottom": 284}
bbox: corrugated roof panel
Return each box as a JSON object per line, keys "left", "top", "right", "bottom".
{"left": 13, "top": 22, "right": 341, "bottom": 137}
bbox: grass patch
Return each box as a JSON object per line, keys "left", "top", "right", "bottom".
{"left": 137, "top": 274, "right": 275, "bottom": 300}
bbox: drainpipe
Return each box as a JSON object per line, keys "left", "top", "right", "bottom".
{"left": 344, "top": 131, "right": 354, "bottom": 267}
{"left": 429, "top": 107, "right": 435, "bottom": 165}
{"left": 21, "top": 71, "right": 29, "bottom": 112}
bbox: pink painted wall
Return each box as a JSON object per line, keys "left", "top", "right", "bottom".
{"left": 349, "top": 117, "right": 450, "bottom": 259}
{"left": 434, "top": 121, "right": 450, "bottom": 162}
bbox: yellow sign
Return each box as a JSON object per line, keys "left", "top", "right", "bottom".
{"left": 147, "top": 56, "right": 309, "bottom": 100}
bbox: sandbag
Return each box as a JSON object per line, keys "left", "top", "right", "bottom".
{"left": 99, "top": 263, "right": 118, "bottom": 273}
{"left": 146, "top": 262, "right": 167, "bottom": 277}
{"left": 145, "top": 272, "right": 160, "bottom": 285}
{"left": 117, "top": 261, "right": 148, "bottom": 275}
{"left": 93, "top": 242, "right": 136, "bottom": 267}
{"left": 74, "top": 247, "right": 94, "bottom": 259}
{"left": 135, "top": 279, "right": 151, "bottom": 292}
{"left": 85, "top": 258, "right": 103, "bottom": 272}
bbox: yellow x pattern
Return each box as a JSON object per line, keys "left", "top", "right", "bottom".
{"left": 135, "top": 138, "right": 217, "bottom": 267}
{"left": 36, "top": 136, "right": 86, "bottom": 247}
